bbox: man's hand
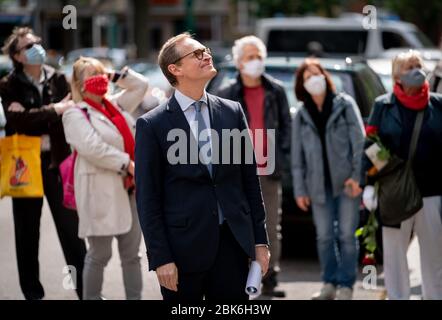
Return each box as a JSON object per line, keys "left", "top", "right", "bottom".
{"left": 53, "top": 93, "right": 75, "bottom": 115}
{"left": 8, "top": 102, "right": 25, "bottom": 113}
{"left": 156, "top": 262, "right": 178, "bottom": 292}
{"left": 255, "top": 246, "right": 270, "bottom": 277}
{"left": 127, "top": 160, "right": 135, "bottom": 176}
{"left": 296, "top": 196, "right": 311, "bottom": 212}
{"left": 344, "top": 178, "right": 362, "bottom": 198}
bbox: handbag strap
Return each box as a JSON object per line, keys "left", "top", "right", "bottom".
{"left": 72, "top": 107, "right": 91, "bottom": 157}
{"left": 408, "top": 111, "right": 424, "bottom": 163}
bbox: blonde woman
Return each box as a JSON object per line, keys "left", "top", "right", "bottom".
{"left": 62, "top": 57, "right": 148, "bottom": 300}
{"left": 361, "top": 50, "right": 442, "bottom": 299}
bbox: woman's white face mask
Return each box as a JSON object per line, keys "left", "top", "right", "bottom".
{"left": 304, "top": 74, "right": 326, "bottom": 96}
{"left": 241, "top": 59, "right": 265, "bottom": 79}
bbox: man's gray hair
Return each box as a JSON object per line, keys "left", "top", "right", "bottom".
{"left": 232, "top": 35, "right": 267, "bottom": 68}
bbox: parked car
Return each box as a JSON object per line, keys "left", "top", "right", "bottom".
{"left": 257, "top": 15, "right": 438, "bottom": 59}
{"left": 207, "top": 57, "right": 387, "bottom": 258}
{"left": 367, "top": 57, "right": 437, "bottom": 91}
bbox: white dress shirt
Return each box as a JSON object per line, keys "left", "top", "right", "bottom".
{"left": 174, "top": 89, "right": 212, "bottom": 146}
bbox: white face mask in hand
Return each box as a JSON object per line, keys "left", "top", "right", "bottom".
{"left": 241, "top": 59, "right": 265, "bottom": 79}
{"left": 362, "top": 185, "right": 378, "bottom": 211}
{"left": 304, "top": 74, "right": 326, "bottom": 96}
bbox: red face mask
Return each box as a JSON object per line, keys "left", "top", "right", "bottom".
{"left": 83, "top": 74, "right": 109, "bottom": 96}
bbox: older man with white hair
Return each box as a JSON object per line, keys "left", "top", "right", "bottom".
{"left": 361, "top": 50, "right": 442, "bottom": 300}
{"left": 217, "top": 35, "right": 291, "bottom": 297}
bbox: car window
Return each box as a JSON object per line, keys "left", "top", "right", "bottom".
{"left": 381, "top": 31, "right": 410, "bottom": 50}
{"left": 266, "top": 30, "right": 368, "bottom": 55}
{"left": 208, "top": 66, "right": 356, "bottom": 111}
{"left": 411, "top": 31, "right": 435, "bottom": 48}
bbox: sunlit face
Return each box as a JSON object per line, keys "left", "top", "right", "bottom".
{"left": 168, "top": 38, "right": 217, "bottom": 86}
{"left": 239, "top": 44, "right": 263, "bottom": 69}
{"left": 303, "top": 64, "right": 323, "bottom": 82}
{"left": 13, "top": 33, "right": 41, "bottom": 65}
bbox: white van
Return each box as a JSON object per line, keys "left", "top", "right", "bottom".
{"left": 256, "top": 15, "right": 440, "bottom": 59}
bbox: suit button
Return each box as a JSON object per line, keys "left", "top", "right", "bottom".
{"left": 213, "top": 184, "right": 217, "bottom": 188}
{"left": 212, "top": 210, "right": 217, "bottom": 216}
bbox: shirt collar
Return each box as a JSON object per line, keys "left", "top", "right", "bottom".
{"left": 24, "top": 67, "right": 46, "bottom": 86}
{"left": 174, "top": 89, "right": 208, "bottom": 112}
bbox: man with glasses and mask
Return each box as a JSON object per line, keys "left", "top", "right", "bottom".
{"left": 0, "top": 27, "right": 86, "bottom": 300}
{"left": 135, "top": 33, "right": 270, "bottom": 301}
{"left": 217, "top": 36, "right": 291, "bottom": 298}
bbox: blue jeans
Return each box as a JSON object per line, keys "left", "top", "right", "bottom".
{"left": 311, "top": 189, "right": 360, "bottom": 288}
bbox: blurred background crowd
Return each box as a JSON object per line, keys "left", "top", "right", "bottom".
{"left": 0, "top": 0, "right": 442, "bottom": 300}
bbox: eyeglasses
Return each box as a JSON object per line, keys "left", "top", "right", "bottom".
{"left": 172, "top": 47, "right": 212, "bottom": 64}
{"left": 16, "top": 40, "right": 41, "bottom": 53}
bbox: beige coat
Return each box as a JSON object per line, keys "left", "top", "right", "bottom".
{"left": 62, "top": 70, "right": 148, "bottom": 238}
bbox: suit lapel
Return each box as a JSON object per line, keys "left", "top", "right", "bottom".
{"left": 207, "top": 94, "right": 223, "bottom": 179}
{"left": 166, "top": 94, "right": 192, "bottom": 136}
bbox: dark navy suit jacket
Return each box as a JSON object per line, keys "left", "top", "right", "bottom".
{"left": 135, "top": 92, "right": 269, "bottom": 273}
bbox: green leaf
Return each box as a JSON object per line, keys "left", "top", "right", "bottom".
{"left": 377, "top": 148, "right": 390, "bottom": 161}
{"left": 362, "top": 227, "right": 368, "bottom": 237}
{"left": 355, "top": 228, "right": 363, "bottom": 237}
{"left": 373, "top": 219, "right": 379, "bottom": 229}
{"left": 366, "top": 243, "right": 377, "bottom": 253}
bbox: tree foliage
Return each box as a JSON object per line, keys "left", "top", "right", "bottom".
{"left": 383, "top": 0, "right": 442, "bottom": 46}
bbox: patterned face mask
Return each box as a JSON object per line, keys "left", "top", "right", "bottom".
{"left": 83, "top": 74, "right": 109, "bottom": 96}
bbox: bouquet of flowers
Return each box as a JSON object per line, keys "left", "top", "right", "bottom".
{"left": 356, "top": 125, "right": 390, "bottom": 266}
{"left": 364, "top": 126, "right": 390, "bottom": 174}
{"left": 356, "top": 183, "right": 379, "bottom": 265}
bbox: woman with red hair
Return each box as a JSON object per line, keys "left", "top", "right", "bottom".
{"left": 291, "top": 58, "right": 365, "bottom": 300}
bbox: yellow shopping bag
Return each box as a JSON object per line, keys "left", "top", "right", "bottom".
{"left": 0, "top": 134, "right": 43, "bottom": 198}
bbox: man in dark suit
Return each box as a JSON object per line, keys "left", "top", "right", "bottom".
{"left": 135, "top": 33, "right": 270, "bottom": 301}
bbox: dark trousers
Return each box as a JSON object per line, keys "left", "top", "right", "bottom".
{"left": 161, "top": 223, "right": 249, "bottom": 301}
{"left": 12, "top": 152, "right": 86, "bottom": 300}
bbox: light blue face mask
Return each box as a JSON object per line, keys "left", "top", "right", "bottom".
{"left": 24, "top": 44, "right": 46, "bottom": 66}
{"left": 400, "top": 68, "right": 426, "bottom": 88}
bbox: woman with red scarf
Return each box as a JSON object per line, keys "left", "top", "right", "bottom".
{"left": 62, "top": 57, "right": 148, "bottom": 300}
{"left": 361, "top": 50, "right": 442, "bottom": 300}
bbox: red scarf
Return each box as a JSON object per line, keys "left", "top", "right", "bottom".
{"left": 84, "top": 97, "right": 135, "bottom": 189}
{"left": 393, "top": 81, "right": 430, "bottom": 111}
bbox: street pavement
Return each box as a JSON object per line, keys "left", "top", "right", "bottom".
{"left": 0, "top": 197, "right": 422, "bottom": 300}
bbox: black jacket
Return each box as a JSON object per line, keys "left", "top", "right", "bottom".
{"left": 362, "top": 92, "right": 442, "bottom": 200}
{"left": 216, "top": 73, "right": 291, "bottom": 179}
{"left": 0, "top": 65, "right": 71, "bottom": 167}
{"left": 135, "top": 93, "right": 268, "bottom": 272}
